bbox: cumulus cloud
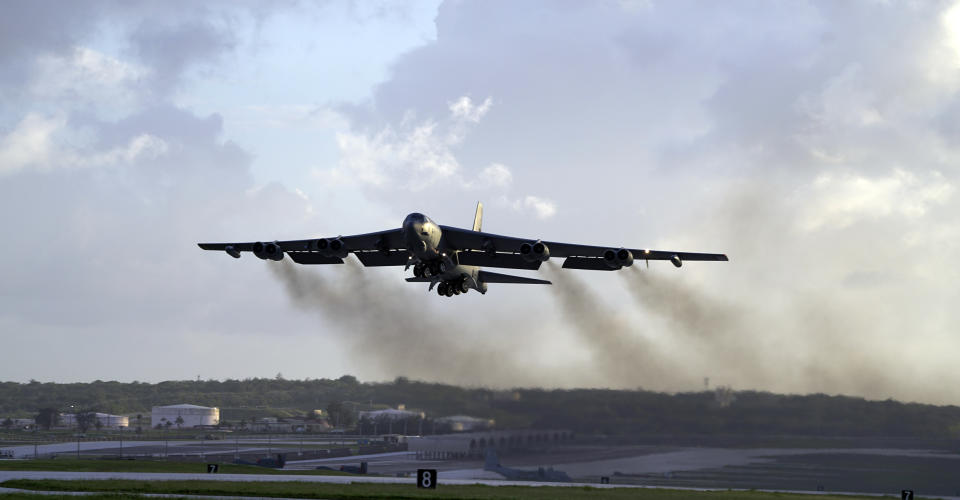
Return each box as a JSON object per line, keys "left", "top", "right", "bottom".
{"left": 325, "top": 95, "right": 521, "bottom": 194}
{"left": 514, "top": 195, "right": 557, "bottom": 219}
{"left": 449, "top": 96, "right": 493, "bottom": 123}
{"left": 797, "top": 169, "right": 954, "bottom": 231}
{"left": 0, "top": 113, "right": 169, "bottom": 176}
{"left": 477, "top": 163, "right": 513, "bottom": 187}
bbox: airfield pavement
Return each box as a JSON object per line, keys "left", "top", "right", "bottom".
{"left": 3, "top": 441, "right": 958, "bottom": 497}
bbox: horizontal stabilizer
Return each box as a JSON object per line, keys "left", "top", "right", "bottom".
{"left": 562, "top": 257, "right": 618, "bottom": 271}
{"left": 405, "top": 277, "right": 431, "bottom": 283}
{"left": 355, "top": 251, "right": 410, "bottom": 267}
{"left": 457, "top": 251, "right": 541, "bottom": 270}
{"left": 478, "top": 270, "right": 551, "bottom": 285}
{"left": 288, "top": 252, "right": 344, "bottom": 265}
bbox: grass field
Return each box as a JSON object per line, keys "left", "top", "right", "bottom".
{"left": 0, "top": 459, "right": 348, "bottom": 475}
{"left": 0, "top": 479, "right": 905, "bottom": 500}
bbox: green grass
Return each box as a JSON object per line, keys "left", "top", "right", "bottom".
{"left": 0, "top": 495, "right": 152, "bottom": 500}
{"left": 0, "top": 459, "right": 348, "bottom": 475}
{"left": 0, "top": 479, "right": 902, "bottom": 500}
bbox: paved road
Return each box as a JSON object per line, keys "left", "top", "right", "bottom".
{"left": 0, "top": 469, "right": 638, "bottom": 489}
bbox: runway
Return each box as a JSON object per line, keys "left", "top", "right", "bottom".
{"left": 2, "top": 469, "right": 957, "bottom": 500}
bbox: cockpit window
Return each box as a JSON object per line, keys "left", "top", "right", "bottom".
{"left": 404, "top": 213, "right": 427, "bottom": 225}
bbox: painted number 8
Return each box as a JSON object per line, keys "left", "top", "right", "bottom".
{"left": 421, "top": 471, "right": 432, "bottom": 487}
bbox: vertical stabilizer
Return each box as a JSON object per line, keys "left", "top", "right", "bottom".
{"left": 473, "top": 201, "right": 483, "bottom": 231}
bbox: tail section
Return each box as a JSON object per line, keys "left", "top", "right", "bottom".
{"left": 473, "top": 201, "right": 483, "bottom": 232}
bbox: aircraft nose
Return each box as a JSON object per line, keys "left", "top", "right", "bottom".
{"left": 403, "top": 213, "right": 428, "bottom": 237}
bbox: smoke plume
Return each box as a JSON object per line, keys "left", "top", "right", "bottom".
{"left": 268, "top": 259, "right": 563, "bottom": 387}
{"left": 618, "top": 265, "right": 934, "bottom": 401}
{"left": 540, "top": 261, "right": 700, "bottom": 390}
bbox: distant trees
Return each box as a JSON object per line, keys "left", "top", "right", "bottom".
{"left": 174, "top": 416, "right": 184, "bottom": 429}
{"left": 5, "top": 378, "right": 960, "bottom": 439}
{"left": 1, "top": 418, "right": 13, "bottom": 430}
{"left": 326, "top": 401, "right": 356, "bottom": 429}
{"left": 34, "top": 408, "right": 59, "bottom": 430}
{"left": 75, "top": 410, "right": 98, "bottom": 432}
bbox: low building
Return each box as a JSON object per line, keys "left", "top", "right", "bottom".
{"left": 409, "top": 430, "right": 573, "bottom": 459}
{"left": 435, "top": 415, "right": 495, "bottom": 432}
{"left": 358, "top": 408, "right": 425, "bottom": 421}
{"left": 151, "top": 404, "right": 219, "bottom": 428}
{"left": 60, "top": 413, "right": 129, "bottom": 429}
{"left": 250, "top": 418, "right": 330, "bottom": 433}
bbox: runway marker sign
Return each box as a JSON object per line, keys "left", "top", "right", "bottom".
{"left": 902, "top": 490, "right": 914, "bottom": 500}
{"left": 417, "top": 469, "right": 437, "bottom": 489}
{"left": 207, "top": 464, "right": 219, "bottom": 473}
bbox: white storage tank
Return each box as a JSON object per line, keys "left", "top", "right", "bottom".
{"left": 151, "top": 404, "right": 219, "bottom": 428}
{"left": 61, "top": 413, "right": 129, "bottom": 429}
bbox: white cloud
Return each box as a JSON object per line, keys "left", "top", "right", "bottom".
{"left": 449, "top": 96, "right": 493, "bottom": 123}
{"left": 0, "top": 113, "right": 168, "bottom": 176}
{"left": 325, "top": 96, "right": 500, "bottom": 191}
{"left": 798, "top": 169, "right": 954, "bottom": 231}
{"left": 477, "top": 163, "right": 513, "bottom": 188}
{"left": 331, "top": 121, "right": 459, "bottom": 189}
{"left": 30, "top": 47, "right": 149, "bottom": 116}
{"left": 942, "top": 1, "right": 960, "bottom": 65}
{"left": 0, "top": 113, "right": 63, "bottom": 175}
{"left": 514, "top": 195, "right": 557, "bottom": 219}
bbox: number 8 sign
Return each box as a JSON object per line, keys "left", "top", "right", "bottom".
{"left": 417, "top": 469, "right": 437, "bottom": 489}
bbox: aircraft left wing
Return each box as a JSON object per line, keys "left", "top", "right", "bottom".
{"left": 198, "top": 228, "right": 406, "bottom": 264}
{"left": 438, "top": 225, "right": 728, "bottom": 269}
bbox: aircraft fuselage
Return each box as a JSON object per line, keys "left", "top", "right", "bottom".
{"left": 402, "top": 212, "right": 483, "bottom": 295}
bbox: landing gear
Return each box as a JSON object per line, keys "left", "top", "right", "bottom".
{"left": 435, "top": 277, "right": 469, "bottom": 298}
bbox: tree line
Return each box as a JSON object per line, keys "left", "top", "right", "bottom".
{"left": 2, "top": 376, "right": 959, "bottom": 438}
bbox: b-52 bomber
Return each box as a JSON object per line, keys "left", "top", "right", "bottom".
{"left": 199, "top": 203, "right": 728, "bottom": 297}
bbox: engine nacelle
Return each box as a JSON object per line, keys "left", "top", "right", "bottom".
{"left": 328, "top": 238, "right": 347, "bottom": 258}
{"left": 519, "top": 240, "right": 550, "bottom": 263}
{"left": 616, "top": 248, "right": 633, "bottom": 267}
{"left": 252, "top": 241, "right": 267, "bottom": 259}
{"left": 602, "top": 249, "right": 622, "bottom": 269}
{"left": 263, "top": 241, "right": 284, "bottom": 261}
{"left": 315, "top": 237, "right": 348, "bottom": 258}
{"left": 670, "top": 254, "right": 682, "bottom": 268}
{"left": 224, "top": 245, "right": 241, "bottom": 259}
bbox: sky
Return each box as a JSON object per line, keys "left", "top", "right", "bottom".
{"left": 2, "top": 0, "right": 960, "bottom": 405}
